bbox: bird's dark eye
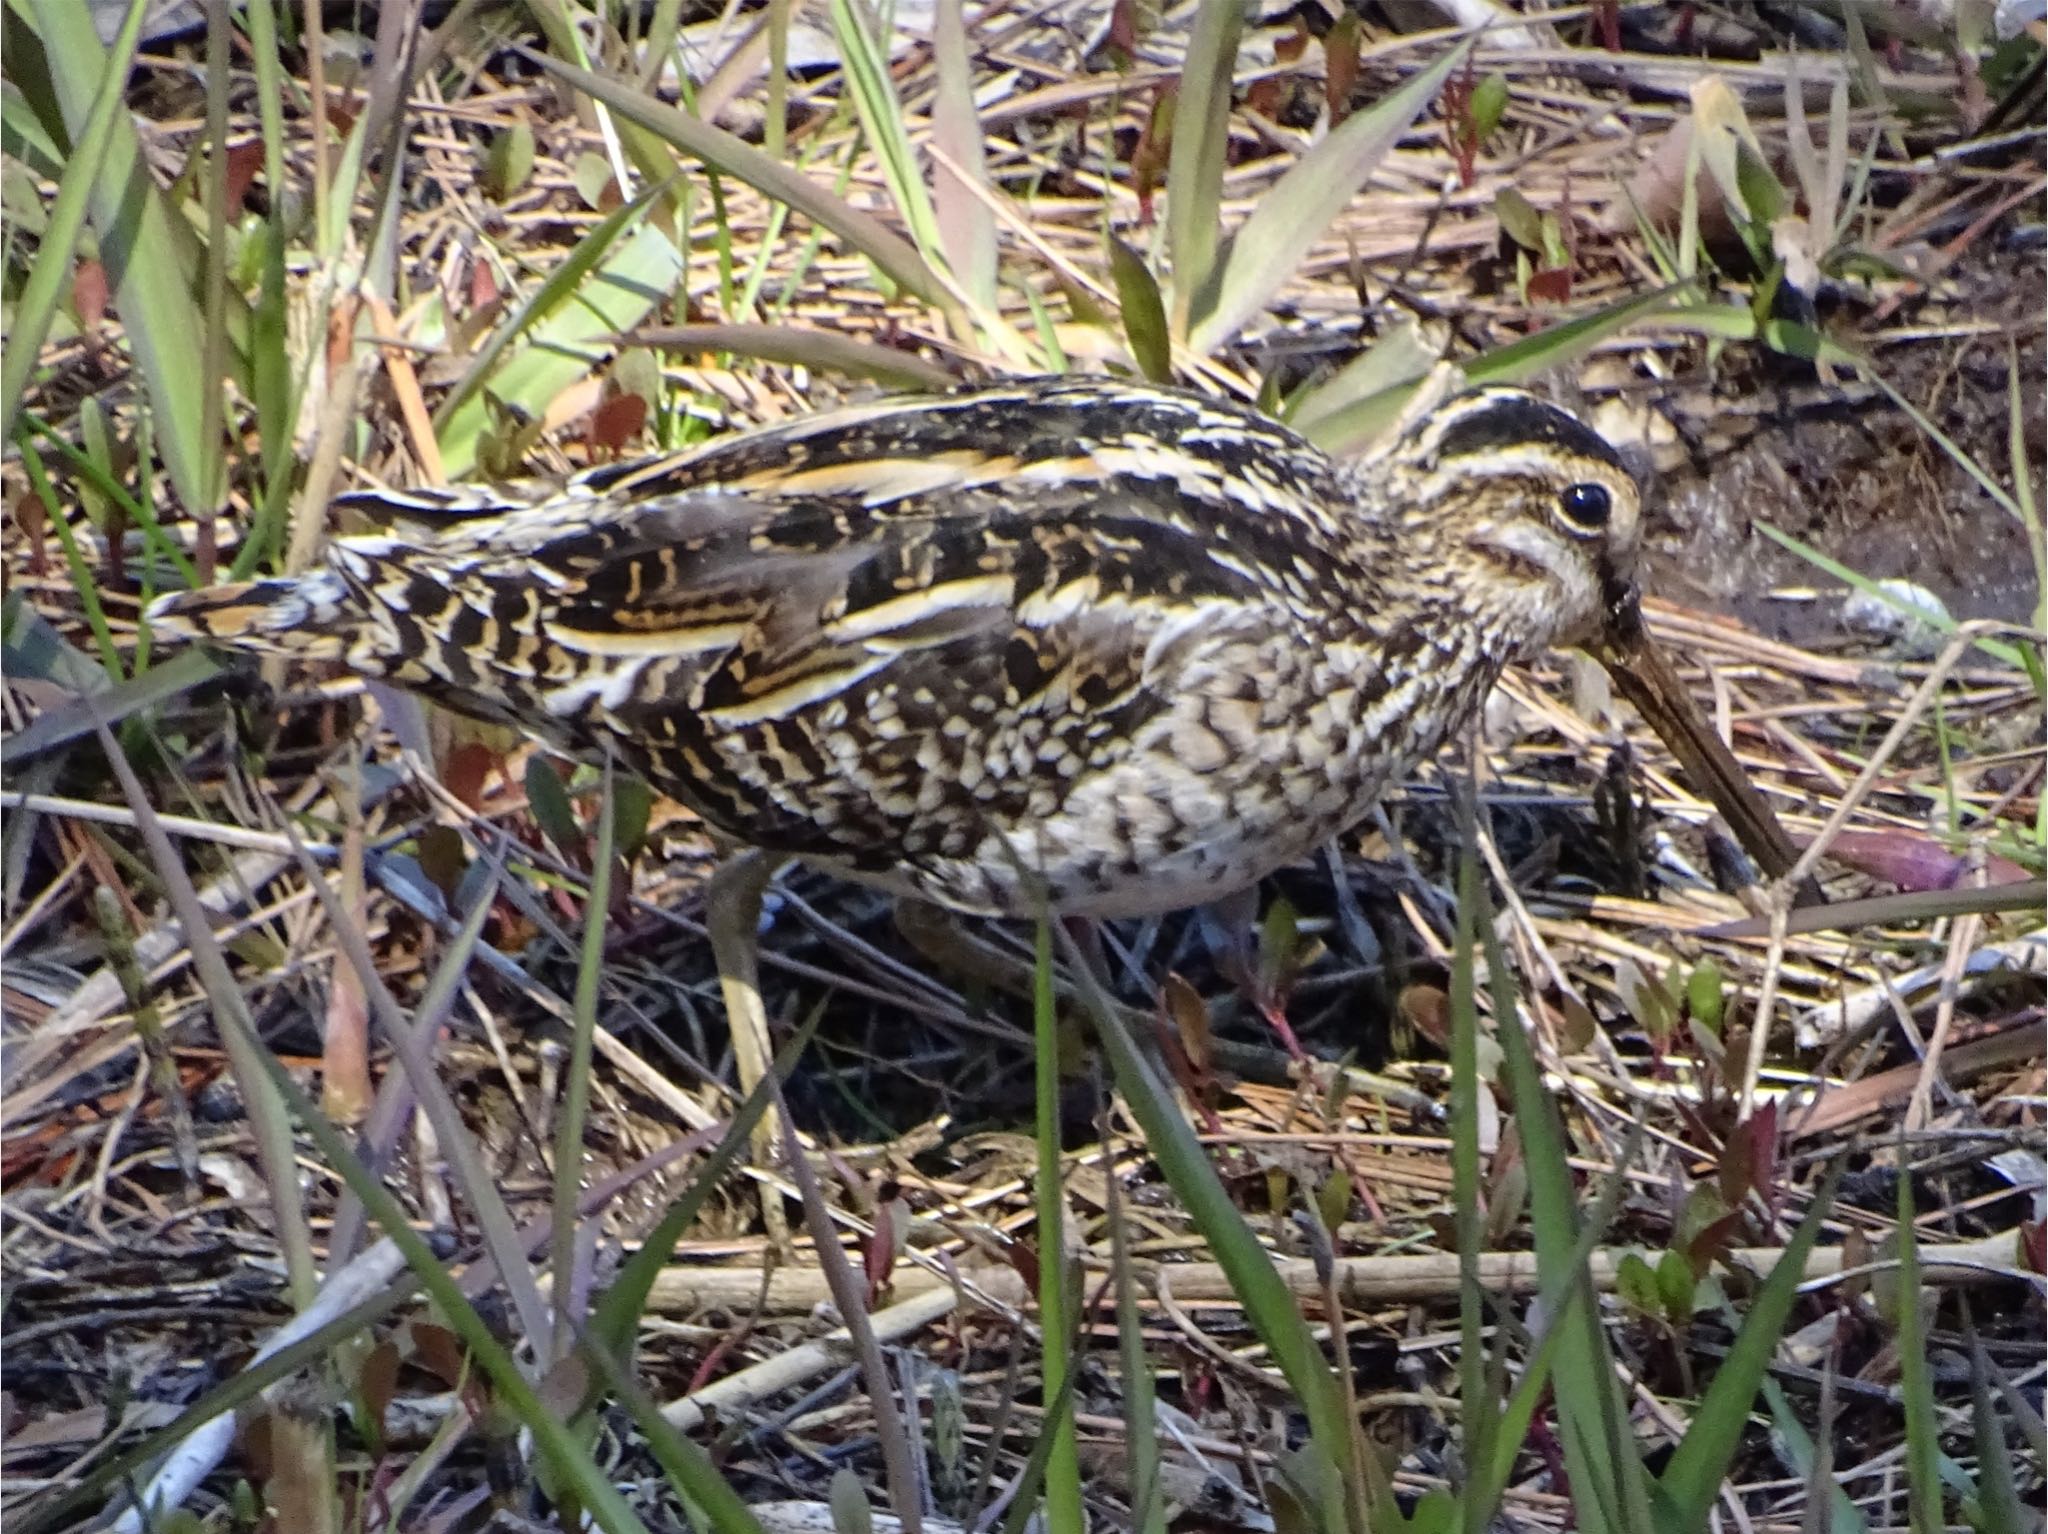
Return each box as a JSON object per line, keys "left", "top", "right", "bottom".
{"left": 1560, "top": 482, "right": 1611, "bottom": 530}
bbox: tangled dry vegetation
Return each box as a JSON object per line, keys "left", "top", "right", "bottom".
{"left": 2, "top": 3, "right": 2043, "bottom": 1532}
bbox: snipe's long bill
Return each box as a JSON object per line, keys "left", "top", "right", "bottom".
{"left": 151, "top": 375, "right": 1662, "bottom": 919}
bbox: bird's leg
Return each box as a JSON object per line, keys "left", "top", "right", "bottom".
{"left": 704, "top": 848, "right": 793, "bottom": 1253}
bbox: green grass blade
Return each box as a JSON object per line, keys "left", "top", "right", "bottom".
{"left": 18, "top": 410, "right": 199, "bottom": 588}
{"left": 1463, "top": 283, "right": 1696, "bottom": 388}
{"left": 570, "top": 1339, "right": 770, "bottom": 1534}
{"left": 1965, "top": 1321, "right": 2033, "bottom": 1534}
{"left": 1475, "top": 1125, "right": 1643, "bottom": 1518}
{"left": 22, "top": 441, "right": 123, "bottom": 679}
{"left": 1469, "top": 784, "right": 1652, "bottom": 1534}
{"left": 1756, "top": 1377, "right": 1869, "bottom": 1534}
{"left": 1449, "top": 824, "right": 1492, "bottom": 1534}
{"left": 1844, "top": 349, "right": 2027, "bottom": 521}
{"left": 28, "top": 7, "right": 240, "bottom": 513}
{"left": 1165, "top": 0, "right": 1244, "bottom": 336}
{"left": 591, "top": 1017, "right": 821, "bottom": 1366}
{"left": 0, "top": 0, "right": 147, "bottom": 445}
{"left": 550, "top": 755, "right": 617, "bottom": 1359}
{"left": 1107, "top": 1155, "right": 1167, "bottom": 1534}
{"left": 1063, "top": 928, "right": 1354, "bottom": 1534}
{"left": 1657, "top": 1160, "right": 1844, "bottom": 1527}
{"left": 0, "top": 647, "right": 219, "bottom": 769}
{"left": 1034, "top": 915, "right": 1087, "bottom": 1533}
{"left": 829, "top": 0, "right": 942, "bottom": 259}
{"left": 2007, "top": 347, "right": 2046, "bottom": 628}
{"left": 1189, "top": 38, "right": 1471, "bottom": 355}
{"left": 1893, "top": 1160, "right": 1944, "bottom": 1534}
{"left": 526, "top": 49, "right": 953, "bottom": 313}
{"left": 232, "top": 0, "right": 299, "bottom": 579}
{"left": 930, "top": 0, "right": 997, "bottom": 309}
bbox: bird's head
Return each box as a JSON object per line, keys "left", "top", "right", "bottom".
{"left": 1385, "top": 387, "right": 1644, "bottom": 657}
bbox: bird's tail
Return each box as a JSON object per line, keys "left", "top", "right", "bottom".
{"left": 144, "top": 571, "right": 356, "bottom": 660}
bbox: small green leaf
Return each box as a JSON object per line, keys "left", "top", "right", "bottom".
{"left": 483, "top": 121, "right": 536, "bottom": 201}
{"left": 1315, "top": 1169, "right": 1352, "bottom": 1236}
{"left": 1469, "top": 71, "right": 1510, "bottom": 142}
{"left": 1686, "top": 958, "right": 1725, "bottom": 1036}
{"left": 1655, "top": 1248, "right": 1698, "bottom": 1324}
{"left": 612, "top": 776, "right": 653, "bottom": 862}
{"left": 525, "top": 755, "right": 584, "bottom": 857}
{"left": 1614, "top": 957, "right": 1676, "bottom": 1044}
{"left": 1615, "top": 1252, "right": 1661, "bottom": 1316}
{"left": 1733, "top": 136, "right": 1786, "bottom": 226}
{"left": 572, "top": 150, "right": 615, "bottom": 210}
{"left": 1257, "top": 895, "right": 1300, "bottom": 997}
{"left": 1494, "top": 186, "right": 1544, "bottom": 251}
{"left": 827, "top": 1470, "right": 872, "bottom": 1534}
{"left": 1108, "top": 237, "right": 1172, "bottom": 383}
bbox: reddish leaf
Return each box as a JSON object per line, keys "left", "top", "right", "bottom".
{"left": 1731, "top": 1100, "right": 1780, "bottom": 1211}
{"left": 1160, "top": 971, "right": 1213, "bottom": 1076}
{"left": 72, "top": 259, "right": 108, "bottom": 329}
{"left": 1130, "top": 88, "right": 1173, "bottom": 228}
{"left": 1440, "top": 57, "right": 1479, "bottom": 188}
{"left": 588, "top": 391, "right": 648, "bottom": 458}
{"left": 1810, "top": 828, "right": 2032, "bottom": 892}
{"left": 1106, "top": 0, "right": 1138, "bottom": 62}
{"left": 865, "top": 1195, "right": 908, "bottom": 1301}
{"left": 1398, "top": 983, "right": 1451, "bottom": 1052}
{"left": 468, "top": 254, "right": 500, "bottom": 311}
{"left": 1525, "top": 266, "right": 1574, "bottom": 303}
{"left": 1594, "top": 0, "right": 1621, "bottom": 50}
{"left": 1717, "top": 1123, "right": 1753, "bottom": 1210}
{"left": 14, "top": 492, "right": 49, "bottom": 578}
{"left": 1006, "top": 1237, "right": 1040, "bottom": 1295}
{"left": 1685, "top": 1206, "right": 1744, "bottom": 1273}
{"left": 1325, "top": 12, "right": 1360, "bottom": 127}
{"left": 356, "top": 1339, "right": 400, "bottom": 1447}
{"left": 441, "top": 742, "right": 499, "bottom": 812}
{"left": 102, "top": 502, "right": 130, "bottom": 591}
{"left": 408, "top": 1322, "right": 466, "bottom": 1390}
{"left": 223, "top": 137, "right": 264, "bottom": 209}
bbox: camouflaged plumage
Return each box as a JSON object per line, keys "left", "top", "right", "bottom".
{"left": 148, "top": 377, "right": 1641, "bottom": 916}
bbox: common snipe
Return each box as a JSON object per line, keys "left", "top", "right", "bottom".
{"left": 148, "top": 376, "right": 1641, "bottom": 918}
